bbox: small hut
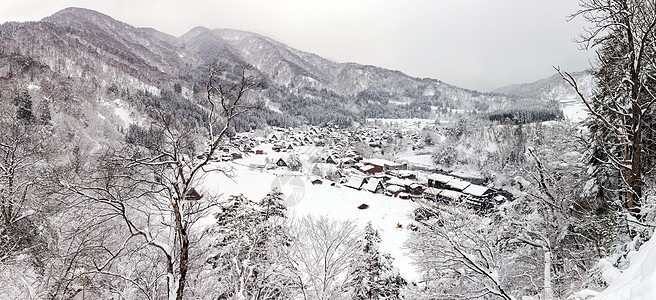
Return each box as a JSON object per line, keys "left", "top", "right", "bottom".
{"left": 185, "top": 188, "right": 203, "bottom": 201}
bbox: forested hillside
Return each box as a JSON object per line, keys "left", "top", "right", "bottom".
{"left": 0, "top": 7, "right": 560, "bottom": 131}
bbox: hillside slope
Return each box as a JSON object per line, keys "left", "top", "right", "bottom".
{"left": 0, "top": 7, "right": 550, "bottom": 129}
{"left": 494, "top": 71, "right": 594, "bottom": 122}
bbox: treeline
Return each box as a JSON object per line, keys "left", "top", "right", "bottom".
{"left": 485, "top": 104, "right": 564, "bottom": 124}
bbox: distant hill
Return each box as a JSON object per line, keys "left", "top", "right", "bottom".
{"left": 494, "top": 71, "right": 594, "bottom": 122}
{"left": 0, "top": 7, "right": 570, "bottom": 130}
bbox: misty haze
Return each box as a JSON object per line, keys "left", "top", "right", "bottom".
{"left": 0, "top": 1, "right": 655, "bottom": 300}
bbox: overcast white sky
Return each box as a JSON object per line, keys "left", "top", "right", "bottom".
{"left": 0, "top": 0, "right": 593, "bottom": 91}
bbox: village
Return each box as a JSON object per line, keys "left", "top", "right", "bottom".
{"left": 209, "top": 122, "right": 510, "bottom": 212}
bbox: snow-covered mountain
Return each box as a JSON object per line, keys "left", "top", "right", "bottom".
{"left": 494, "top": 70, "right": 594, "bottom": 122}
{"left": 0, "top": 7, "right": 550, "bottom": 129}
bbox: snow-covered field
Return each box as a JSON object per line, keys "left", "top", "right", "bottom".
{"left": 198, "top": 159, "right": 421, "bottom": 282}
{"left": 366, "top": 118, "right": 437, "bottom": 128}
{"left": 398, "top": 154, "right": 433, "bottom": 169}
{"left": 561, "top": 99, "right": 588, "bottom": 122}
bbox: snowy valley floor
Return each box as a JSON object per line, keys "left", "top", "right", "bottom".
{"left": 198, "top": 160, "right": 421, "bottom": 282}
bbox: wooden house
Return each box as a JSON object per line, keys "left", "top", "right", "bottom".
{"left": 326, "top": 155, "right": 337, "bottom": 164}
{"left": 185, "top": 188, "right": 203, "bottom": 201}
{"left": 385, "top": 185, "right": 405, "bottom": 197}
{"left": 409, "top": 183, "right": 424, "bottom": 195}
{"left": 447, "top": 179, "right": 471, "bottom": 191}
{"left": 362, "top": 158, "right": 407, "bottom": 173}
{"left": 362, "top": 178, "right": 384, "bottom": 193}
{"left": 462, "top": 184, "right": 492, "bottom": 199}
{"left": 276, "top": 158, "right": 288, "bottom": 167}
{"left": 427, "top": 173, "right": 455, "bottom": 188}
{"left": 345, "top": 176, "right": 368, "bottom": 190}
{"left": 359, "top": 164, "right": 376, "bottom": 174}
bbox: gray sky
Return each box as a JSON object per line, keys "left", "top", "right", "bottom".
{"left": 0, "top": 0, "right": 593, "bottom": 91}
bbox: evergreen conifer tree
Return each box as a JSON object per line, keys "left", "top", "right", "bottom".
{"left": 345, "top": 222, "right": 405, "bottom": 300}
{"left": 13, "top": 89, "right": 33, "bottom": 123}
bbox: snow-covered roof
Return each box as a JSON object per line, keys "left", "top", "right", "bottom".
{"left": 424, "top": 187, "right": 441, "bottom": 196}
{"left": 428, "top": 173, "right": 455, "bottom": 184}
{"left": 446, "top": 179, "right": 470, "bottom": 191}
{"left": 494, "top": 195, "right": 507, "bottom": 202}
{"left": 439, "top": 189, "right": 463, "bottom": 200}
{"left": 363, "top": 158, "right": 401, "bottom": 167}
{"left": 387, "top": 177, "right": 415, "bottom": 187}
{"left": 362, "top": 178, "right": 382, "bottom": 192}
{"left": 360, "top": 165, "right": 375, "bottom": 172}
{"left": 386, "top": 185, "right": 405, "bottom": 193}
{"left": 462, "top": 184, "right": 491, "bottom": 197}
{"left": 345, "top": 176, "right": 367, "bottom": 190}
{"left": 390, "top": 170, "right": 415, "bottom": 177}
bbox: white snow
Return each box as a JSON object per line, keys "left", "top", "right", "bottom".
{"left": 562, "top": 101, "right": 589, "bottom": 122}
{"left": 265, "top": 100, "right": 283, "bottom": 114}
{"left": 112, "top": 99, "right": 134, "bottom": 126}
{"left": 428, "top": 173, "right": 455, "bottom": 184}
{"left": 199, "top": 160, "right": 421, "bottom": 282}
{"left": 592, "top": 234, "right": 656, "bottom": 300}
{"left": 462, "top": 184, "right": 490, "bottom": 197}
{"left": 399, "top": 154, "right": 434, "bottom": 168}
{"left": 446, "top": 178, "right": 470, "bottom": 191}
{"left": 366, "top": 118, "right": 435, "bottom": 129}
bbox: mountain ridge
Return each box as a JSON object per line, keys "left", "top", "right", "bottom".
{"left": 0, "top": 7, "right": 566, "bottom": 129}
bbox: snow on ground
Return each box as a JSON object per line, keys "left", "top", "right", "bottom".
{"left": 573, "top": 233, "right": 656, "bottom": 300}
{"left": 198, "top": 159, "right": 421, "bottom": 282}
{"left": 397, "top": 153, "right": 434, "bottom": 169}
{"left": 265, "top": 99, "right": 283, "bottom": 114}
{"left": 366, "top": 118, "right": 435, "bottom": 129}
{"left": 291, "top": 179, "right": 419, "bottom": 282}
{"left": 561, "top": 100, "right": 588, "bottom": 123}
{"left": 108, "top": 98, "right": 135, "bottom": 126}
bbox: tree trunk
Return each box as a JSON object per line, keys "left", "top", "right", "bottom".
{"left": 630, "top": 114, "right": 642, "bottom": 219}
{"left": 543, "top": 251, "right": 554, "bottom": 300}
{"left": 628, "top": 57, "right": 644, "bottom": 218}
{"left": 173, "top": 201, "right": 189, "bottom": 300}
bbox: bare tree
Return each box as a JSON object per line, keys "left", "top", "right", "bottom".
{"left": 557, "top": 0, "right": 656, "bottom": 218}
{"left": 0, "top": 94, "right": 66, "bottom": 299}
{"left": 0, "top": 100, "right": 59, "bottom": 262}
{"left": 500, "top": 146, "right": 599, "bottom": 299}
{"left": 407, "top": 203, "right": 515, "bottom": 300}
{"left": 65, "top": 64, "right": 265, "bottom": 299}
{"left": 284, "top": 216, "right": 360, "bottom": 300}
